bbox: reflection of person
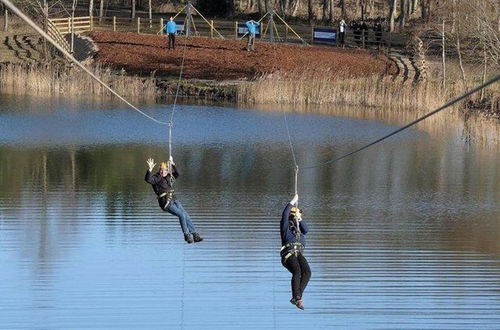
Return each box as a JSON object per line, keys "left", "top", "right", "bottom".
{"left": 145, "top": 157, "right": 203, "bottom": 243}
{"left": 339, "top": 19, "right": 347, "bottom": 48}
{"left": 245, "top": 20, "right": 260, "bottom": 51}
{"left": 280, "top": 194, "right": 311, "bottom": 310}
{"left": 165, "top": 17, "right": 177, "bottom": 50}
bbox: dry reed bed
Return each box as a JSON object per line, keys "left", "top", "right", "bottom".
{"left": 0, "top": 63, "right": 159, "bottom": 99}
{"left": 238, "top": 69, "right": 499, "bottom": 116}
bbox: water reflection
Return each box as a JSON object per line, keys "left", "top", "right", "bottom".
{"left": 0, "top": 95, "right": 499, "bottom": 329}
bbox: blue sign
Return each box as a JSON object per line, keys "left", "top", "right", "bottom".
{"left": 175, "top": 21, "right": 185, "bottom": 34}
{"left": 313, "top": 28, "right": 337, "bottom": 44}
{"left": 238, "top": 24, "right": 261, "bottom": 38}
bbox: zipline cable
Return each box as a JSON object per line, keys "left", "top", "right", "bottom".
{"left": 302, "top": 74, "right": 500, "bottom": 170}
{"left": 168, "top": 29, "right": 189, "bottom": 158}
{"left": 0, "top": 0, "right": 170, "bottom": 125}
{"left": 167, "top": 17, "right": 190, "bottom": 185}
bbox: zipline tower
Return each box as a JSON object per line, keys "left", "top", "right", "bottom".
{"left": 172, "top": 1, "right": 224, "bottom": 38}
{"left": 250, "top": 9, "right": 309, "bottom": 45}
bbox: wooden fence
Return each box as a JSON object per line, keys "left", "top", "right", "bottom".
{"left": 48, "top": 15, "right": 408, "bottom": 51}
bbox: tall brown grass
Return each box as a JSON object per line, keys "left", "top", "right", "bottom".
{"left": 0, "top": 63, "right": 160, "bottom": 100}
{"left": 238, "top": 68, "right": 499, "bottom": 116}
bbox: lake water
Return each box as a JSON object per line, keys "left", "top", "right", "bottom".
{"left": 1, "top": 95, "right": 499, "bottom": 329}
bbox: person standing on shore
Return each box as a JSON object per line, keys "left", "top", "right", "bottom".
{"left": 280, "top": 194, "right": 311, "bottom": 310}
{"left": 339, "top": 19, "right": 347, "bottom": 48}
{"left": 165, "top": 17, "right": 177, "bottom": 50}
{"left": 245, "top": 20, "right": 260, "bottom": 51}
{"left": 145, "top": 157, "right": 203, "bottom": 244}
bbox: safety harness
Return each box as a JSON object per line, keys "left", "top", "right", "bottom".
{"left": 158, "top": 190, "right": 175, "bottom": 210}
{"left": 280, "top": 242, "right": 304, "bottom": 262}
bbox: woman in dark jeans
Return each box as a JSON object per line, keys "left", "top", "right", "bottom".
{"left": 145, "top": 157, "right": 203, "bottom": 244}
{"left": 280, "top": 194, "right": 311, "bottom": 310}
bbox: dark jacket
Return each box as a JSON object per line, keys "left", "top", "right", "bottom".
{"left": 144, "top": 165, "right": 179, "bottom": 196}
{"left": 280, "top": 203, "right": 309, "bottom": 247}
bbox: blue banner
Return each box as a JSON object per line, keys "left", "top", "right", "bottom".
{"left": 313, "top": 28, "right": 337, "bottom": 44}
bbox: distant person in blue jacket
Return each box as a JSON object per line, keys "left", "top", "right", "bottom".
{"left": 280, "top": 194, "right": 311, "bottom": 310}
{"left": 165, "top": 17, "right": 177, "bottom": 50}
{"left": 245, "top": 20, "right": 260, "bottom": 51}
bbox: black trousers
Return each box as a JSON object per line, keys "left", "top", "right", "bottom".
{"left": 339, "top": 32, "right": 345, "bottom": 46}
{"left": 168, "top": 34, "right": 175, "bottom": 49}
{"left": 282, "top": 253, "right": 311, "bottom": 300}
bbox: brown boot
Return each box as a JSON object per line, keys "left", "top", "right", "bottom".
{"left": 192, "top": 232, "right": 203, "bottom": 243}
{"left": 184, "top": 233, "right": 194, "bottom": 244}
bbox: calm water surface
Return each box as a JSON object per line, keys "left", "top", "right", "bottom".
{"left": 0, "top": 95, "right": 499, "bottom": 329}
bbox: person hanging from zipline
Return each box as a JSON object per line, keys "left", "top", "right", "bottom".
{"left": 280, "top": 194, "right": 311, "bottom": 310}
{"left": 145, "top": 157, "right": 203, "bottom": 243}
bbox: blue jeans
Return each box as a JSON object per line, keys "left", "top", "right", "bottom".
{"left": 166, "top": 200, "right": 196, "bottom": 234}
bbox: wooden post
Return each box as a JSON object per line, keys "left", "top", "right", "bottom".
{"left": 311, "top": 24, "right": 314, "bottom": 44}
{"left": 235, "top": 21, "right": 238, "bottom": 39}
{"left": 137, "top": 17, "right": 140, "bottom": 34}
{"left": 210, "top": 20, "right": 214, "bottom": 39}
{"left": 67, "top": 17, "right": 71, "bottom": 34}
{"left": 285, "top": 25, "right": 288, "bottom": 42}
{"left": 113, "top": 16, "right": 116, "bottom": 32}
{"left": 362, "top": 29, "right": 365, "bottom": 48}
{"left": 160, "top": 18, "right": 164, "bottom": 35}
{"left": 90, "top": 15, "right": 94, "bottom": 31}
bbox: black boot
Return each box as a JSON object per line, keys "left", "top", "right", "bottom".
{"left": 184, "top": 233, "right": 194, "bottom": 244}
{"left": 192, "top": 232, "right": 203, "bottom": 243}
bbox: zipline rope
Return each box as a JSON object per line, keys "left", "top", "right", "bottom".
{"left": 167, "top": 19, "right": 190, "bottom": 185}
{"left": 0, "top": 0, "right": 171, "bottom": 126}
{"left": 302, "top": 74, "right": 500, "bottom": 170}
{"left": 168, "top": 29, "right": 189, "bottom": 158}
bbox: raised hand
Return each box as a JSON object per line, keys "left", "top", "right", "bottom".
{"left": 146, "top": 158, "right": 156, "bottom": 172}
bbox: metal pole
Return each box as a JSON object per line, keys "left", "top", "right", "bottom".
{"left": 269, "top": 10, "right": 274, "bottom": 43}
{"left": 210, "top": 19, "right": 213, "bottom": 38}
{"left": 113, "top": 16, "right": 116, "bottom": 32}
{"left": 137, "top": 16, "right": 140, "bottom": 34}
{"left": 185, "top": 1, "right": 191, "bottom": 37}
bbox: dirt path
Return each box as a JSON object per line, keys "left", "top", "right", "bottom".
{"left": 89, "top": 31, "right": 397, "bottom": 80}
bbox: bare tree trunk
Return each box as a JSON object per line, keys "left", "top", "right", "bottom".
{"left": 99, "top": 0, "right": 104, "bottom": 23}
{"left": 308, "top": 0, "right": 313, "bottom": 22}
{"left": 441, "top": 19, "right": 446, "bottom": 90}
{"left": 480, "top": 46, "right": 487, "bottom": 101}
{"left": 148, "top": 0, "right": 152, "bottom": 27}
{"left": 131, "top": 0, "right": 136, "bottom": 19}
{"left": 3, "top": 7, "right": 7, "bottom": 32}
{"left": 399, "top": 0, "right": 406, "bottom": 30}
{"left": 322, "top": 0, "right": 328, "bottom": 22}
{"left": 421, "top": 0, "right": 430, "bottom": 21}
{"left": 389, "top": 0, "right": 398, "bottom": 32}
{"left": 291, "top": 0, "right": 300, "bottom": 16}
{"left": 329, "top": 0, "right": 334, "bottom": 22}
{"left": 451, "top": 0, "right": 456, "bottom": 33}
{"left": 361, "top": 0, "right": 365, "bottom": 22}
{"left": 340, "top": 0, "right": 346, "bottom": 19}
{"left": 456, "top": 22, "right": 466, "bottom": 84}
{"left": 89, "top": 0, "right": 94, "bottom": 17}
